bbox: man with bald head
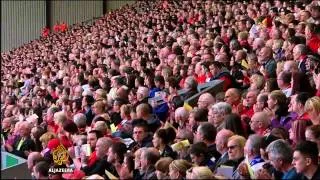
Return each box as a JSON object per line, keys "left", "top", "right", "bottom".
{"left": 257, "top": 47, "right": 276, "bottom": 78}
{"left": 250, "top": 112, "right": 271, "bottom": 136}
{"left": 283, "top": 60, "right": 299, "bottom": 73}
{"left": 197, "top": 93, "right": 215, "bottom": 110}
{"left": 224, "top": 88, "right": 242, "bottom": 114}
{"left": 214, "top": 129, "right": 235, "bottom": 172}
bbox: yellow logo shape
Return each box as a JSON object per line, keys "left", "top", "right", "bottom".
{"left": 52, "top": 144, "right": 69, "bottom": 166}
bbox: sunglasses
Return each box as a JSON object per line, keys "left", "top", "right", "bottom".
{"left": 227, "top": 145, "right": 238, "bottom": 150}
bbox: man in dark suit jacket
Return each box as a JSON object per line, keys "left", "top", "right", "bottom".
{"left": 213, "top": 129, "right": 234, "bottom": 173}
{"left": 5, "top": 121, "right": 35, "bottom": 159}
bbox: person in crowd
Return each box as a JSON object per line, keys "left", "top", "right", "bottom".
{"left": 208, "top": 102, "right": 232, "bottom": 131}
{"left": 214, "top": 129, "right": 234, "bottom": 172}
{"left": 292, "top": 141, "right": 320, "bottom": 180}
{"left": 4, "top": 121, "right": 35, "bottom": 159}
{"left": 152, "top": 128, "right": 176, "bottom": 159}
{"left": 32, "top": 161, "right": 50, "bottom": 179}
{"left": 305, "top": 125, "right": 320, "bottom": 157}
{"left": 250, "top": 111, "right": 271, "bottom": 136}
{"left": 221, "top": 135, "right": 246, "bottom": 175}
{"left": 140, "top": 147, "right": 160, "bottom": 179}
{"left": 2, "top": 1, "right": 320, "bottom": 179}
{"left": 155, "top": 157, "right": 173, "bottom": 179}
{"left": 266, "top": 139, "right": 302, "bottom": 179}
{"left": 169, "top": 159, "right": 193, "bottom": 180}
{"left": 186, "top": 166, "right": 214, "bottom": 179}
{"left": 195, "top": 122, "right": 221, "bottom": 161}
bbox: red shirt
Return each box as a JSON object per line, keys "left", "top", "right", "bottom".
{"left": 88, "top": 151, "right": 97, "bottom": 167}
{"left": 196, "top": 74, "right": 206, "bottom": 84}
{"left": 308, "top": 35, "right": 320, "bottom": 54}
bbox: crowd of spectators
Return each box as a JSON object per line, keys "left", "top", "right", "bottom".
{"left": 1, "top": 0, "right": 320, "bottom": 179}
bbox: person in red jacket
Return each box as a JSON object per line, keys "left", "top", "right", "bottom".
{"left": 306, "top": 23, "right": 320, "bottom": 54}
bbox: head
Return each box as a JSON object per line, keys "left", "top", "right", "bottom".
{"left": 195, "top": 122, "right": 216, "bottom": 144}
{"left": 224, "top": 88, "right": 241, "bottom": 105}
{"left": 267, "top": 90, "right": 287, "bottom": 110}
{"left": 107, "top": 141, "right": 127, "bottom": 164}
{"left": 215, "top": 129, "right": 234, "bottom": 155}
{"left": 244, "top": 134, "right": 263, "bottom": 159}
{"left": 169, "top": 160, "right": 193, "bottom": 179}
{"left": 305, "top": 96, "right": 320, "bottom": 124}
{"left": 209, "top": 102, "right": 232, "bottom": 127}
{"left": 266, "top": 139, "right": 293, "bottom": 171}
{"left": 186, "top": 166, "right": 213, "bottom": 180}
{"left": 305, "top": 125, "right": 320, "bottom": 153}
{"left": 140, "top": 148, "right": 160, "bottom": 171}
{"left": 87, "top": 130, "right": 103, "bottom": 150}
{"left": 174, "top": 107, "right": 189, "bottom": 128}
{"left": 258, "top": 47, "right": 273, "bottom": 64}
{"left": 95, "top": 137, "right": 113, "bottom": 158}
{"left": 197, "top": 93, "right": 215, "bottom": 110}
{"left": 133, "top": 123, "right": 148, "bottom": 144}
{"left": 289, "top": 120, "right": 310, "bottom": 145}
{"left": 250, "top": 111, "right": 270, "bottom": 133}
{"left": 153, "top": 128, "right": 171, "bottom": 148}
{"left": 293, "top": 141, "right": 319, "bottom": 174}
{"left": 136, "top": 103, "right": 151, "bottom": 119}
{"left": 227, "top": 135, "right": 246, "bottom": 161}
{"left": 137, "top": 86, "right": 149, "bottom": 101}
{"left": 184, "top": 76, "right": 198, "bottom": 91}
{"left": 33, "top": 161, "right": 50, "bottom": 179}
{"left": 293, "top": 44, "right": 307, "bottom": 61}
{"left": 155, "top": 157, "right": 173, "bottom": 179}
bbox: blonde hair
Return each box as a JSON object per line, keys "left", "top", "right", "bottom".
{"left": 169, "top": 160, "right": 193, "bottom": 177}
{"left": 250, "top": 74, "right": 265, "bottom": 90}
{"left": 305, "top": 96, "right": 320, "bottom": 114}
{"left": 121, "top": 104, "right": 132, "bottom": 116}
{"left": 54, "top": 111, "right": 67, "bottom": 125}
{"left": 190, "top": 166, "right": 214, "bottom": 179}
{"left": 269, "top": 90, "right": 287, "bottom": 105}
{"left": 228, "top": 135, "right": 246, "bottom": 149}
{"left": 39, "top": 132, "right": 56, "bottom": 146}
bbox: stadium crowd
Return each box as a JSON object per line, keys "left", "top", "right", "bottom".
{"left": 1, "top": 0, "right": 320, "bottom": 179}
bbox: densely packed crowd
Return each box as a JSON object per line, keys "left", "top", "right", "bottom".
{"left": 1, "top": 0, "right": 320, "bottom": 179}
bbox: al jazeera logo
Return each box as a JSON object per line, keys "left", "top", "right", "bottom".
{"left": 48, "top": 144, "right": 73, "bottom": 173}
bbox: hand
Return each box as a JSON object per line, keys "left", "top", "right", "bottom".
{"left": 68, "top": 147, "right": 76, "bottom": 159}
{"left": 313, "top": 72, "right": 320, "bottom": 90}
{"left": 5, "top": 143, "right": 13, "bottom": 152}
{"left": 80, "top": 152, "right": 88, "bottom": 164}
{"left": 263, "top": 107, "right": 275, "bottom": 119}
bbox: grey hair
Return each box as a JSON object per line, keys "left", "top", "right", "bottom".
{"left": 73, "top": 113, "right": 87, "bottom": 128}
{"left": 185, "top": 76, "right": 198, "bottom": 91}
{"left": 247, "top": 134, "right": 263, "bottom": 155}
{"left": 266, "top": 139, "right": 293, "bottom": 164}
{"left": 211, "top": 102, "right": 232, "bottom": 115}
{"left": 295, "top": 44, "right": 308, "bottom": 55}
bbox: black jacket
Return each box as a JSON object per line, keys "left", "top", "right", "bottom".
{"left": 11, "top": 136, "right": 35, "bottom": 159}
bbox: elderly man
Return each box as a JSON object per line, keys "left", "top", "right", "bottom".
{"left": 136, "top": 86, "right": 149, "bottom": 106}
{"left": 73, "top": 113, "right": 87, "bottom": 135}
{"left": 265, "top": 139, "right": 301, "bottom": 179}
{"left": 235, "top": 135, "right": 265, "bottom": 179}
{"left": 208, "top": 102, "right": 232, "bottom": 131}
{"left": 74, "top": 137, "right": 115, "bottom": 177}
{"left": 250, "top": 111, "right": 271, "bottom": 136}
{"left": 214, "top": 129, "right": 234, "bottom": 172}
{"left": 257, "top": 47, "right": 276, "bottom": 78}
{"left": 241, "top": 90, "right": 258, "bottom": 119}
{"left": 174, "top": 107, "right": 190, "bottom": 130}
{"left": 224, "top": 88, "right": 242, "bottom": 114}
{"left": 182, "top": 76, "right": 198, "bottom": 100}
{"left": 5, "top": 121, "right": 35, "bottom": 159}
{"left": 293, "top": 44, "right": 308, "bottom": 73}
{"left": 140, "top": 147, "right": 160, "bottom": 179}
{"left": 197, "top": 93, "right": 215, "bottom": 110}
